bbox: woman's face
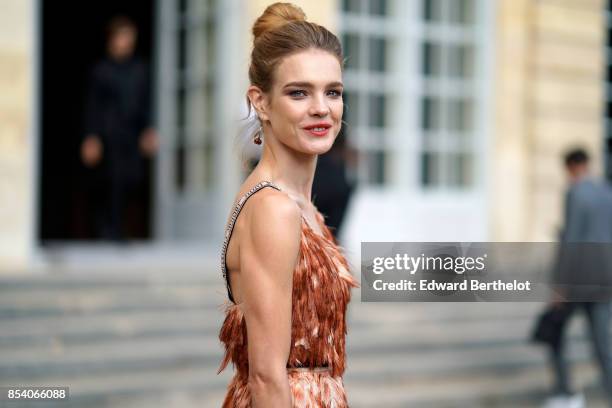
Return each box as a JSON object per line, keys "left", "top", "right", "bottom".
{"left": 261, "top": 49, "right": 344, "bottom": 156}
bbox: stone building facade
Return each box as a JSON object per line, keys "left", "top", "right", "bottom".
{"left": 0, "top": 0, "right": 606, "bottom": 271}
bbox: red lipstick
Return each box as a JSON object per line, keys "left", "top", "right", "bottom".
{"left": 303, "top": 122, "right": 332, "bottom": 137}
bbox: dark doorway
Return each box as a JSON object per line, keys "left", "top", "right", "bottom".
{"left": 40, "top": 0, "right": 155, "bottom": 242}
{"left": 607, "top": 0, "right": 612, "bottom": 182}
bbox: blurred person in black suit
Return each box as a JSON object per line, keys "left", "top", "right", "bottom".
{"left": 312, "top": 127, "right": 355, "bottom": 239}
{"left": 81, "top": 16, "right": 157, "bottom": 241}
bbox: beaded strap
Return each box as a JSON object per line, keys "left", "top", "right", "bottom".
{"left": 221, "top": 180, "right": 281, "bottom": 302}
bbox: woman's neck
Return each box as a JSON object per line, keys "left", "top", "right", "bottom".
{"left": 255, "top": 144, "right": 317, "bottom": 206}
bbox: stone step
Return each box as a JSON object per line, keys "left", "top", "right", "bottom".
{"left": 1, "top": 275, "right": 608, "bottom": 407}
{"left": 0, "top": 271, "right": 216, "bottom": 290}
{"left": 345, "top": 362, "right": 605, "bottom": 408}
{"left": 0, "top": 300, "right": 586, "bottom": 354}
{"left": 346, "top": 340, "right": 592, "bottom": 383}
{"left": 0, "top": 288, "right": 544, "bottom": 322}
{"left": 0, "top": 286, "right": 220, "bottom": 307}
{"left": 0, "top": 335, "right": 221, "bottom": 380}
{"left": 0, "top": 322, "right": 594, "bottom": 384}
{"left": 0, "top": 310, "right": 214, "bottom": 348}
{"left": 0, "top": 293, "right": 226, "bottom": 320}
{"left": 0, "top": 306, "right": 546, "bottom": 347}
{"left": 1, "top": 363, "right": 232, "bottom": 406}
{"left": 3, "top": 309, "right": 571, "bottom": 358}
{"left": 2, "top": 357, "right": 606, "bottom": 408}
{"left": 348, "top": 300, "right": 543, "bottom": 322}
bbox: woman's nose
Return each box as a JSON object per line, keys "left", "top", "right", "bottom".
{"left": 309, "top": 96, "right": 330, "bottom": 117}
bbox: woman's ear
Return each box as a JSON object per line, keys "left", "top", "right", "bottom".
{"left": 247, "top": 86, "right": 269, "bottom": 122}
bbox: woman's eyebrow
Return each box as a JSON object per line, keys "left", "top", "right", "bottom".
{"left": 283, "top": 81, "right": 344, "bottom": 89}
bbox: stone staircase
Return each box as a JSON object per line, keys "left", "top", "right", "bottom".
{"left": 0, "top": 270, "right": 608, "bottom": 408}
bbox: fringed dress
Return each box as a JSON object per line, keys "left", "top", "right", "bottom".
{"left": 218, "top": 180, "right": 359, "bottom": 407}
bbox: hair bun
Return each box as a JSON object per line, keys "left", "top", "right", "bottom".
{"left": 252, "top": 2, "right": 306, "bottom": 40}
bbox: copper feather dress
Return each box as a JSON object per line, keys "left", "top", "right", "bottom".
{"left": 218, "top": 181, "right": 359, "bottom": 407}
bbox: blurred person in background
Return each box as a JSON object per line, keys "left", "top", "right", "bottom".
{"left": 312, "top": 126, "right": 355, "bottom": 239}
{"left": 544, "top": 149, "right": 612, "bottom": 408}
{"left": 81, "top": 15, "right": 157, "bottom": 241}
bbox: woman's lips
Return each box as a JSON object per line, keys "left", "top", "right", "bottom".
{"left": 303, "top": 123, "right": 332, "bottom": 137}
{"left": 304, "top": 127, "right": 330, "bottom": 137}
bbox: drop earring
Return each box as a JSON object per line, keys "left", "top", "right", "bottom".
{"left": 254, "top": 127, "right": 263, "bottom": 145}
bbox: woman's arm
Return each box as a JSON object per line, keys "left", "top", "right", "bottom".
{"left": 240, "top": 191, "right": 301, "bottom": 408}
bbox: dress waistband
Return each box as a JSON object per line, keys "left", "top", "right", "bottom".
{"left": 287, "top": 366, "right": 331, "bottom": 373}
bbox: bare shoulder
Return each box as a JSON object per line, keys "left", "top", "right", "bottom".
{"left": 243, "top": 188, "right": 302, "bottom": 246}
{"left": 238, "top": 188, "right": 302, "bottom": 305}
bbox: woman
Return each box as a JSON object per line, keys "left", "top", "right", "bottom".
{"left": 217, "top": 2, "right": 359, "bottom": 407}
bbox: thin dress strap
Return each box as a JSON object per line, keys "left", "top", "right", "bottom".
{"left": 221, "top": 180, "right": 281, "bottom": 303}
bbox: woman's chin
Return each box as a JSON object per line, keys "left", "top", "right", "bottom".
{"left": 303, "top": 143, "right": 334, "bottom": 156}
{"left": 300, "top": 137, "right": 336, "bottom": 155}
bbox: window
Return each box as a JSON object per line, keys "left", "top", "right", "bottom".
{"left": 423, "top": 0, "right": 443, "bottom": 22}
{"left": 420, "top": 0, "right": 478, "bottom": 189}
{"left": 340, "top": 0, "right": 483, "bottom": 189}
{"left": 342, "top": 0, "right": 362, "bottom": 14}
{"left": 448, "top": 44, "right": 475, "bottom": 79}
{"left": 423, "top": 42, "right": 443, "bottom": 77}
{"left": 175, "top": 0, "right": 218, "bottom": 192}
{"left": 340, "top": 0, "right": 394, "bottom": 186}
{"left": 449, "top": 0, "right": 475, "bottom": 25}
{"left": 422, "top": 97, "right": 442, "bottom": 130}
{"left": 368, "top": 0, "right": 388, "bottom": 16}
{"left": 368, "top": 36, "right": 388, "bottom": 72}
{"left": 368, "top": 94, "right": 387, "bottom": 128}
{"left": 342, "top": 33, "right": 361, "bottom": 70}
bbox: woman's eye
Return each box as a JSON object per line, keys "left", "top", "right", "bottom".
{"left": 288, "top": 89, "right": 343, "bottom": 98}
